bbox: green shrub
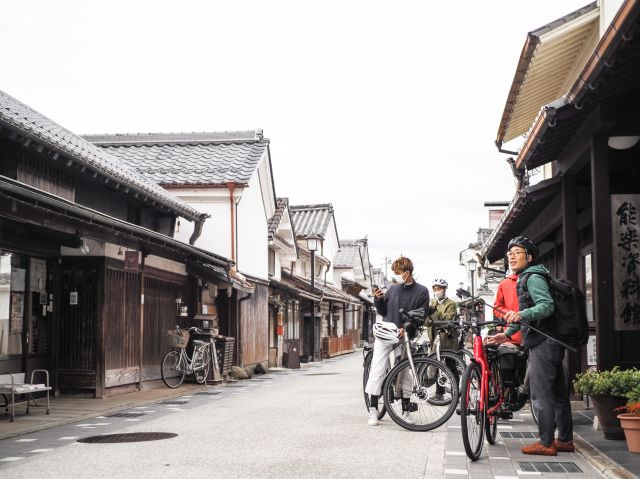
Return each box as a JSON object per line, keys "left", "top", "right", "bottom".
{"left": 573, "top": 367, "right": 640, "bottom": 397}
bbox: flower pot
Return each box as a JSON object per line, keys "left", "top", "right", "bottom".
{"left": 618, "top": 413, "right": 640, "bottom": 453}
{"left": 591, "top": 395, "right": 627, "bottom": 440}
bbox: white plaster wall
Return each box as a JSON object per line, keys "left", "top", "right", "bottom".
{"left": 600, "top": 0, "right": 623, "bottom": 36}
{"left": 321, "top": 217, "right": 340, "bottom": 286}
{"left": 173, "top": 189, "right": 237, "bottom": 261}
{"left": 236, "top": 166, "right": 269, "bottom": 280}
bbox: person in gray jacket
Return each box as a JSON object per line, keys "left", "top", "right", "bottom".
{"left": 365, "top": 256, "right": 430, "bottom": 426}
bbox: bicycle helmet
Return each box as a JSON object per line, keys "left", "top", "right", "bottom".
{"left": 507, "top": 236, "right": 539, "bottom": 259}
{"left": 432, "top": 278, "right": 448, "bottom": 288}
{"left": 373, "top": 322, "right": 400, "bottom": 344}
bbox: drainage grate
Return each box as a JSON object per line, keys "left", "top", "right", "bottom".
{"left": 194, "top": 391, "right": 221, "bottom": 395}
{"left": 107, "top": 412, "right": 146, "bottom": 418}
{"left": 519, "top": 462, "right": 582, "bottom": 473}
{"left": 78, "top": 432, "right": 177, "bottom": 444}
{"left": 159, "top": 399, "right": 189, "bottom": 405}
{"left": 304, "top": 373, "right": 341, "bottom": 376}
{"left": 500, "top": 431, "right": 539, "bottom": 439}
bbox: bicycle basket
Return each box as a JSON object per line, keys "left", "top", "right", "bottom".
{"left": 166, "top": 329, "right": 190, "bottom": 349}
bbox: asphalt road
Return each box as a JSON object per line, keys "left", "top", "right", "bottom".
{"left": 0, "top": 353, "right": 604, "bottom": 479}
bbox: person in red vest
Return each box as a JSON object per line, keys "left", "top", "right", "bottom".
{"left": 486, "top": 272, "right": 528, "bottom": 411}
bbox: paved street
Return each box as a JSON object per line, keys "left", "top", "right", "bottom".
{"left": 0, "top": 353, "right": 604, "bottom": 479}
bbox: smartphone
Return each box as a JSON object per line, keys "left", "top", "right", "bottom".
{"left": 372, "top": 284, "right": 379, "bottom": 290}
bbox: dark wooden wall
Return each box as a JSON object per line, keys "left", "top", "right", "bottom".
{"left": 239, "top": 284, "right": 268, "bottom": 368}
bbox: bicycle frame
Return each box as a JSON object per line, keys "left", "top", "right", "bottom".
{"left": 470, "top": 324, "right": 504, "bottom": 417}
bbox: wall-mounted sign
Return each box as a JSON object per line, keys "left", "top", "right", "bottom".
{"left": 611, "top": 195, "right": 640, "bottom": 330}
{"left": 69, "top": 291, "right": 78, "bottom": 305}
{"left": 587, "top": 335, "right": 597, "bottom": 366}
{"left": 124, "top": 251, "right": 139, "bottom": 272}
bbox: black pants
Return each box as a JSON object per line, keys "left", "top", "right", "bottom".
{"left": 528, "top": 339, "right": 573, "bottom": 446}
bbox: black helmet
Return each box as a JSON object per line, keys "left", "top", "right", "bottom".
{"left": 507, "top": 236, "right": 539, "bottom": 259}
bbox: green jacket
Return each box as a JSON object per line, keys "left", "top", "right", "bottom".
{"left": 428, "top": 297, "right": 458, "bottom": 348}
{"left": 516, "top": 264, "right": 555, "bottom": 349}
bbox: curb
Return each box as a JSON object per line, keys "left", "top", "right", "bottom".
{"left": 574, "top": 434, "right": 638, "bottom": 479}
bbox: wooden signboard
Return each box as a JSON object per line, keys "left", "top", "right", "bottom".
{"left": 124, "top": 251, "right": 139, "bottom": 272}
{"left": 611, "top": 194, "right": 640, "bottom": 330}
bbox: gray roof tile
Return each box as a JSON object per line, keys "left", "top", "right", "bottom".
{"left": 0, "top": 89, "right": 202, "bottom": 221}
{"left": 85, "top": 131, "right": 268, "bottom": 185}
{"left": 268, "top": 198, "right": 289, "bottom": 241}
{"left": 290, "top": 204, "right": 334, "bottom": 238}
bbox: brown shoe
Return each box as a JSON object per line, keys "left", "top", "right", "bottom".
{"left": 553, "top": 439, "right": 575, "bottom": 452}
{"left": 521, "top": 441, "right": 557, "bottom": 456}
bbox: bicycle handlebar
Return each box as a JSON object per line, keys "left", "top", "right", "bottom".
{"left": 175, "top": 325, "right": 205, "bottom": 335}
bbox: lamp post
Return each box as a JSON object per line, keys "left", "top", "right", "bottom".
{"left": 306, "top": 234, "right": 320, "bottom": 360}
{"left": 306, "top": 234, "right": 320, "bottom": 289}
{"left": 468, "top": 258, "right": 478, "bottom": 319}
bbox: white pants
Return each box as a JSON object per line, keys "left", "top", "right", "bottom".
{"left": 365, "top": 326, "right": 412, "bottom": 397}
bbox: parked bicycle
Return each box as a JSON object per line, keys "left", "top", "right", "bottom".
{"left": 459, "top": 316, "right": 509, "bottom": 460}
{"left": 161, "top": 326, "right": 211, "bottom": 388}
{"left": 377, "top": 309, "right": 459, "bottom": 431}
{"left": 425, "top": 320, "right": 473, "bottom": 397}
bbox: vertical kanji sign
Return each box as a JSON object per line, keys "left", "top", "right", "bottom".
{"left": 612, "top": 195, "right": 640, "bottom": 330}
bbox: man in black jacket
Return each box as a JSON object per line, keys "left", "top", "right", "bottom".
{"left": 365, "top": 256, "right": 430, "bottom": 426}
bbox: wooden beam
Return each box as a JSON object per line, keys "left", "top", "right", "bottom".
{"left": 562, "top": 174, "right": 578, "bottom": 283}
{"left": 591, "top": 134, "right": 619, "bottom": 369}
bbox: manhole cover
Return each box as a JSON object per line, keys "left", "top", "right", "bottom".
{"left": 78, "top": 432, "right": 177, "bottom": 444}
{"left": 519, "top": 462, "right": 582, "bottom": 473}
{"left": 194, "top": 391, "right": 221, "bottom": 395}
{"left": 304, "top": 373, "right": 341, "bottom": 376}
{"left": 500, "top": 432, "right": 539, "bottom": 439}
{"left": 107, "top": 412, "right": 146, "bottom": 418}
{"left": 159, "top": 399, "right": 189, "bottom": 405}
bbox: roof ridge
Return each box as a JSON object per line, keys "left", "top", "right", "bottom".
{"left": 290, "top": 203, "right": 333, "bottom": 210}
{"left": 83, "top": 130, "right": 266, "bottom": 146}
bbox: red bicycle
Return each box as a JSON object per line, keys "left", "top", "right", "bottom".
{"left": 459, "top": 317, "right": 507, "bottom": 460}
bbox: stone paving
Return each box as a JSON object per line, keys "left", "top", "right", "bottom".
{"left": 0, "top": 353, "right": 608, "bottom": 478}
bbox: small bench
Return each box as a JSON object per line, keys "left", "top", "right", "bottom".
{"left": 0, "top": 370, "right": 51, "bottom": 422}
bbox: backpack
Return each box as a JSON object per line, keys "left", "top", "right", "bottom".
{"left": 520, "top": 272, "right": 589, "bottom": 348}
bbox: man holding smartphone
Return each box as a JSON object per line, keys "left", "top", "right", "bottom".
{"left": 365, "top": 256, "right": 430, "bottom": 426}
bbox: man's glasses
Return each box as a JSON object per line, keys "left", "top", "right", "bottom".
{"left": 506, "top": 250, "right": 526, "bottom": 257}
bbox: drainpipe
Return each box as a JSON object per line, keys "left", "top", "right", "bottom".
{"left": 138, "top": 253, "right": 146, "bottom": 391}
{"left": 237, "top": 292, "right": 252, "bottom": 368}
{"left": 227, "top": 182, "right": 236, "bottom": 262}
{"left": 188, "top": 214, "right": 208, "bottom": 245}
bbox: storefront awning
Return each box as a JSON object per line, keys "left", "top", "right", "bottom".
{"left": 480, "top": 176, "right": 562, "bottom": 263}
{"left": 0, "top": 175, "right": 233, "bottom": 270}
{"left": 496, "top": 3, "right": 599, "bottom": 146}
{"left": 514, "top": 1, "right": 640, "bottom": 169}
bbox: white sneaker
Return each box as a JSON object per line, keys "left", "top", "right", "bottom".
{"left": 402, "top": 411, "right": 415, "bottom": 425}
{"left": 367, "top": 407, "right": 379, "bottom": 426}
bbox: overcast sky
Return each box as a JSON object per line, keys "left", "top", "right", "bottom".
{"left": 1, "top": 0, "right": 589, "bottom": 289}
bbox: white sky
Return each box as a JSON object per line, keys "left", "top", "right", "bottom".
{"left": 1, "top": 0, "right": 589, "bottom": 290}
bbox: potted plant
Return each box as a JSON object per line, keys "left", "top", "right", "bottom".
{"left": 573, "top": 367, "right": 640, "bottom": 440}
{"left": 617, "top": 385, "right": 640, "bottom": 453}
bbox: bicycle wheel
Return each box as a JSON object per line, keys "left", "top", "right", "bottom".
{"left": 485, "top": 360, "right": 500, "bottom": 445}
{"left": 428, "top": 351, "right": 467, "bottom": 396}
{"left": 161, "top": 350, "right": 186, "bottom": 388}
{"left": 382, "top": 356, "right": 458, "bottom": 432}
{"left": 363, "top": 349, "right": 387, "bottom": 420}
{"left": 461, "top": 361, "right": 485, "bottom": 460}
{"left": 193, "top": 347, "right": 210, "bottom": 384}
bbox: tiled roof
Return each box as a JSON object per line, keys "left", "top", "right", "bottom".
{"left": 0, "top": 89, "right": 203, "bottom": 222}
{"left": 85, "top": 131, "right": 268, "bottom": 186}
{"left": 290, "top": 204, "right": 334, "bottom": 238}
{"left": 268, "top": 198, "right": 289, "bottom": 241}
{"left": 334, "top": 242, "right": 361, "bottom": 269}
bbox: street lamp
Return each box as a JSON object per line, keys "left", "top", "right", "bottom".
{"left": 306, "top": 234, "right": 320, "bottom": 289}
{"left": 306, "top": 234, "right": 320, "bottom": 361}
{"left": 468, "top": 258, "right": 478, "bottom": 300}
